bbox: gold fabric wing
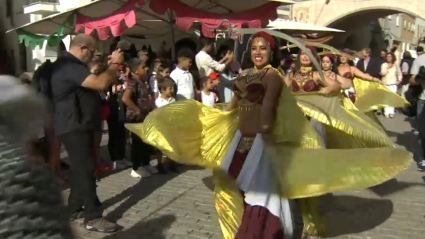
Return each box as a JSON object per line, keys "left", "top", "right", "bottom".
{"left": 353, "top": 77, "right": 409, "bottom": 112}
{"left": 126, "top": 101, "right": 239, "bottom": 169}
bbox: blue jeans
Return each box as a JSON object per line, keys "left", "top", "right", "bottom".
{"left": 417, "top": 100, "right": 425, "bottom": 159}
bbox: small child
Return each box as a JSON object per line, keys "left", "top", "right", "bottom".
{"left": 89, "top": 61, "right": 113, "bottom": 178}
{"left": 150, "top": 61, "right": 171, "bottom": 99}
{"left": 154, "top": 76, "right": 178, "bottom": 173}
{"left": 197, "top": 76, "right": 219, "bottom": 107}
{"left": 157, "top": 62, "right": 171, "bottom": 79}
{"left": 209, "top": 72, "right": 222, "bottom": 103}
{"left": 170, "top": 49, "right": 196, "bottom": 101}
{"left": 155, "top": 76, "right": 176, "bottom": 108}
{"left": 122, "top": 58, "right": 157, "bottom": 178}
{"left": 149, "top": 61, "right": 161, "bottom": 100}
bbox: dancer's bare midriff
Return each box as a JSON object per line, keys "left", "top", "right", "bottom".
{"left": 238, "top": 99, "right": 262, "bottom": 137}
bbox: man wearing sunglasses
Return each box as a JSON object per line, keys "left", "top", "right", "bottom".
{"left": 50, "top": 34, "right": 124, "bottom": 233}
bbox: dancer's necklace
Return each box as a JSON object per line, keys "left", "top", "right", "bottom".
{"left": 246, "top": 68, "right": 266, "bottom": 83}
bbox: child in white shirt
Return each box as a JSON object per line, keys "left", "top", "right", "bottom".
{"left": 154, "top": 76, "right": 178, "bottom": 173}
{"left": 196, "top": 76, "right": 219, "bottom": 107}
{"left": 170, "top": 49, "right": 196, "bottom": 101}
{"left": 155, "top": 76, "right": 176, "bottom": 108}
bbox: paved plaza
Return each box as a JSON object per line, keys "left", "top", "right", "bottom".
{"left": 69, "top": 113, "right": 425, "bottom": 239}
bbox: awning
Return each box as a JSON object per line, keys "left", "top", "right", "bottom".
{"left": 267, "top": 19, "right": 344, "bottom": 32}
{"left": 7, "top": 0, "right": 293, "bottom": 48}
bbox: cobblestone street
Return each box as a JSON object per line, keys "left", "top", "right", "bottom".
{"left": 70, "top": 113, "right": 425, "bottom": 239}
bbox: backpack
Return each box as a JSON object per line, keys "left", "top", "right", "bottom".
{"left": 32, "top": 60, "right": 54, "bottom": 102}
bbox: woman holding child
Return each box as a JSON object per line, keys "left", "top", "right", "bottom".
{"left": 126, "top": 31, "right": 411, "bottom": 238}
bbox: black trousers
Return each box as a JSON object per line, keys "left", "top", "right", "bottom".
{"left": 107, "top": 115, "right": 126, "bottom": 161}
{"left": 131, "top": 133, "right": 151, "bottom": 170}
{"left": 59, "top": 130, "right": 102, "bottom": 221}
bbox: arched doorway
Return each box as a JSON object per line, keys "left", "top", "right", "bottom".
{"left": 325, "top": 9, "right": 416, "bottom": 52}
{"left": 175, "top": 38, "right": 197, "bottom": 55}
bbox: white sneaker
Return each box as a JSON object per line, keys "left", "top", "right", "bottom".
{"left": 137, "top": 167, "right": 152, "bottom": 178}
{"left": 130, "top": 169, "right": 142, "bottom": 178}
{"left": 113, "top": 161, "right": 126, "bottom": 170}
{"left": 144, "top": 165, "right": 158, "bottom": 174}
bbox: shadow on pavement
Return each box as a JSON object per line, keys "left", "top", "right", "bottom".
{"left": 321, "top": 194, "right": 393, "bottom": 237}
{"left": 102, "top": 167, "right": 188, "bottom": 222}
{"left": 386, "top": 130, "right": 418, "bottom": 155}
{"left": 202, "top": 176, "right": 214, "bottom": 191}
{"left": 368, "top": 178, "right": 425, "bottom": 197}
{"left": 103, "top": 214, "right": 176, "bottom": 239}
{"left": 403, "top": 116, "right": 416, "bottom": 130}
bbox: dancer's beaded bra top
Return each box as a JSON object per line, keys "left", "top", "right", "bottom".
{"left": 291, "top": 66, "right": 319, "bottom": 92}
{"left": 233, "top": 68, "right": 267, "bottom": 105}
{"left": 342, "top": 71, "right": 354, "bottom": 80}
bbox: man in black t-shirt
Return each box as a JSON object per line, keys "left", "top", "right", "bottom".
{"left": 50, "top": 34, "right": 123, "bottom": 233}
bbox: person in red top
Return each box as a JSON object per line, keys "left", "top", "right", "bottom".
{"left": 196, "top": 76, "right": 219, "bottom": 107}
{"left": 209, "top": 72, "right": 221, "bottom": 103}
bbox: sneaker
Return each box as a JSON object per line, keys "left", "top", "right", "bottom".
{"left": 130, "top": 169, "right": 142, "bottom": 178}
{"left": 95, "top": 170, "right": 102, "bottom": 179}
{"left": 137, "top": 167, "right": 152, "bottom": 178}
{"left": 84, "top": 218, "right": 119, "bottom": 233}
{"left": 70, "top": 210, "right": 84, "bottom": 221}
{"left": 144, "top": 165, "right": 158, "bottom": 174}
{"left": 156, "top": 163, "right": 168, "bottom": 174}
{"left": 113, "top": 160, "right": 130, "bottom": 170}
{"left": 418, "top": 160, "right": 425, "bottom": 171}
{"left": 168, "top": 163, "right": 179, "bottom": 173}
{"left": 99, "top": 162, "right": 113, "bottom": 172}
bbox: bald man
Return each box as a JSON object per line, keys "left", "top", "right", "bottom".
{"left": 49, "top": 34, "right": 123, "bottom": 233}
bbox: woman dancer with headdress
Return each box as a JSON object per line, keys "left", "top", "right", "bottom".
{"left": 321, "top": 53, "right": 353, "bottom": 91}
{"left": 336, "top": 50, "right": 408, "bottom": 116}
{"left": 337, "top": 49, "right": 382, "bottom": 103}
{"left": 126, "top": 31, "right": 411, "bottom": 239}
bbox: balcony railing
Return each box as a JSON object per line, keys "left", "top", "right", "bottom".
{"left": 28, "top": 0, "right": 59, "bottom": 3}
{"left": 24, "top": 0, "right": 60, "bottom": 15}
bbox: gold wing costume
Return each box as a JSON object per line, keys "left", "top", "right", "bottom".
{"left": 292, "top": 41, "right": 409, "bottom": 114}
{"left": 353, "top": 78, "right": 409, "bottom": 112}
{"left": 126, "top": 65, "right": 410, "bottom": 239}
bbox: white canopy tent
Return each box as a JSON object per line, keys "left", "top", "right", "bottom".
{"left": 6, "top": 0, "right": 295, "bottom": 55}
{"left": 267, "top": 18, "right": 344, "bottom": 32}
{"left": 7, "top": 0, "right": 295, "bottom": 36}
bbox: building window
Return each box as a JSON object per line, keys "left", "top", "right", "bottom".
{"left": 6, "top": 0, "right": 12, "bottom": 17}
{"left": 404, "top": 20, "right": 407, "bottom": 29}
{"left": 396, "top": 15, "right": 399, "bottom": 26}
{"left": 388, "top": 15, "right": 392, "bottom": 20}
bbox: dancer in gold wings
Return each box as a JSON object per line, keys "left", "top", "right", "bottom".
{"left": 126, "top": 31, "right": 411, "bottom": 239}
{"left": 336, "top": 49, "right": 408, "bottom": 112}
{"left": 337, "top": 49, "right": 382, "bottom": 103}
{"left": 320, "top": 53, "right": 353, "bottom": 91}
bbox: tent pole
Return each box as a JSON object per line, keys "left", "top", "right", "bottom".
{"left": 170, "top": 24, "right": 176, "bottom": 62}
{"left": 167, "top": 10, "right": 176, "bottom": 62}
